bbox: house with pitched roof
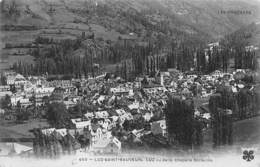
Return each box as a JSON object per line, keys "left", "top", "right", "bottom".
{"left": 0, "top": 142, "right": 33, "bottom": 156}
{"left": 91, "top": 137, "right": 121, "bottom": 154}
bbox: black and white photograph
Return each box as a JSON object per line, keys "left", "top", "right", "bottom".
{"left": 0, "top": 0, "right": 260, "bottom": 166}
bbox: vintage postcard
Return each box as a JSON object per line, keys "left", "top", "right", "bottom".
{"left": 0, "top": 0, "right": 259, "bottom": 166}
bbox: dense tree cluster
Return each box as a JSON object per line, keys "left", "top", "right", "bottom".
{"left": 234, "top": 49, "right": 258, "bottom": 70}
{"left": 119, "top": 41, "right": 235, "bottom": 80}
{"left": 209, "top": 92, "right": 233, "bottom": 147}
{"left": 46, "top": 102, "right": 70, "bottom": 128}
{"left": 165, "top": 96, "right": 203, "bottom": 149}
{"left": 221, "top": 22, "right": 259, "bottom": 70}
{"left": 122, "top": 115, "right": 146, "bottom": 131}
{"left": 209, "top": 84, "right": 259, "bottom": 147}
{"left": 236, "top": 87, "right": 260, "bottom": 119}
{"left": 32, "top": 128, "right": 80, "bottom": 158}
{"left": 0, "top": 94, "right": 11, "bottom": 110}
{"left": 12, "top": 38, "right": 95, "bottom": 78}
{"left": 13, "top": 33, "right": 258, "bottom": 80}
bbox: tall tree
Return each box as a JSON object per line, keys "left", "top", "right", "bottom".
{"left": 46, "top": 102, "right": 70, "bottom": 128}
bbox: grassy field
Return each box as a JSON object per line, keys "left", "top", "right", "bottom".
{"left": 202, "top": 116, "right": 260, "bottom": 151}
{"left": 0, "top": 119, "right": 49, "bottom": 139}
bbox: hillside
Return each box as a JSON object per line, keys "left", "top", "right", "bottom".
{"left": 221, "top": 22, "right": 260, "bottom": 51}
{"left": 1, "top": 0, "right": 260, "bottom": 70}
{"left": 1, "top": 0, "right": 260, "bottom": 37}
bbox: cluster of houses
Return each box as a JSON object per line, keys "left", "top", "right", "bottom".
{"left": 0, "top": 66, "right": 256, "bottom": 156}
{"left": 34, "top": 125, "right": 121, "bottom": 155}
